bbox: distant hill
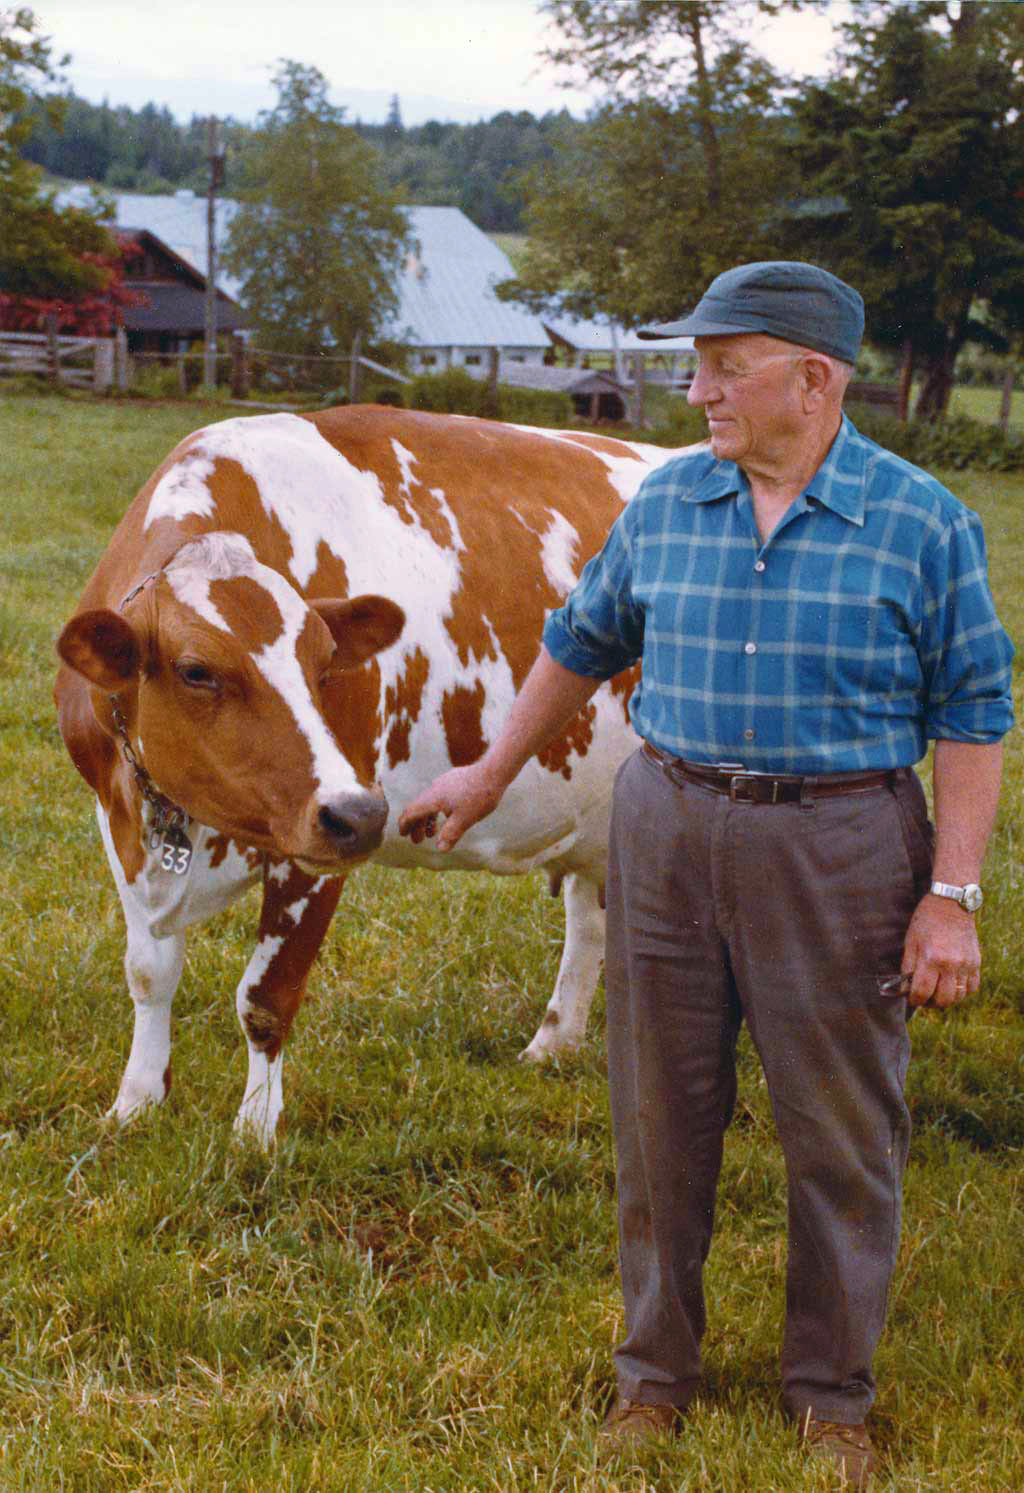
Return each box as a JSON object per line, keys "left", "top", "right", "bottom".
{"left": 19, "top": 94, "right": 581, "bottom": 235}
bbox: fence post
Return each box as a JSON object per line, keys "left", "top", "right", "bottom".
{"left": 632, "top": 353, "right": 647, "bottom": 428}
{"left": 45, "top": 313, "right": 60, "bottom": 385}
{"left": 93, "top": 339, "right": 114, "bottom": 393}
{"left": 487, "top": 347, "right": 500, "bottom": 416}
{"left": 114, "top": 329, "right": 129, "bottom": 392}
{"left": 231, "top": 334, "right": 249, "bottom": 399}
{"left": 349, "top": 330, "right": 362, "bottom": 403}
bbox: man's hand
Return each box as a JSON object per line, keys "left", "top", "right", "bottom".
{"left": 398, "top": 762, "right": 504, "bottom": 852}
{"left": 900, "top": 893, "right": 981, "bottom": 1008}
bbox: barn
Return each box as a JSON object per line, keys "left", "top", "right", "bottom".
{"left": 115, "top": 227, "right": 248, "bottom": 355}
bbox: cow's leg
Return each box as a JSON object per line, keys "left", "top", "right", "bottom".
{"left": 520, "top": 871, "right": 605, "bottom": 1063}
{"left": 234, "top": 863, "right": 345, "bottom": 1146}
{"left": 94, "top": 802, "right": 185, "bottom": 1123}
{"left": 108, "top": 911, "right": 185, "bottom": 1122}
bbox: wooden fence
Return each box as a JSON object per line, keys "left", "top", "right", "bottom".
{"left": 0, "top": 326, "right": 128, "bottom": 392}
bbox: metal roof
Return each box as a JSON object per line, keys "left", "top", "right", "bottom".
{"left": 468, "top": 361, "right": 627, "bottom": 395}
{"left": 122, "top": 282, "right": 248, "bottom": 335}
{"left": 388, "top": 206, "right": 549, "bottom": 349}
{"left": 545, "top": 314, "right": 694, "bottom": 356}
{"left": 55, "top": 189, "right": 654, "bottom": 354}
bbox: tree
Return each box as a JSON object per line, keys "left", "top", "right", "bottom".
{"left": 1, "top": 6, "right": 123, "bottom": 319}
{"left": 223, "top": 61, "right": 409, "bottom": 358}
{"left": 539, "top": 1, "right": 814, "bottom": 210}
{"left": 781, "top": 1, "right": 1024, "bottom": 420}
{"left": 501, "top": 2, "right": 808, "bottom": 327}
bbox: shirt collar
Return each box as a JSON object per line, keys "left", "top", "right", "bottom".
{"left": 684, "top": 414, "right": 867, "bottom": 527}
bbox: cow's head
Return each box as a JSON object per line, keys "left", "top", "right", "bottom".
{"left": 57, "top": 533, "right": 405, "bottom": 867}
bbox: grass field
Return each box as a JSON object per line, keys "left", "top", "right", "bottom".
{"left": 947, "top": 384, "right": 1023, "bottom": 434}
{"left": 1, "top": 390, "right": 1022, "bottom": 1491}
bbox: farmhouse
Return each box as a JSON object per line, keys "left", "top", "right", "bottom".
{"left": 115, "top": 227, "right": 247, "bottom": 355}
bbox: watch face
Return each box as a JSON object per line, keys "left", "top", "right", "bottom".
{"left": 962, "top": 884, "right": 984, "bottom": 913}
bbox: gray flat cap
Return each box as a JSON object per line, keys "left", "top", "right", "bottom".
{"left": 639, "top": 261, "right": 864, "bottom": 363}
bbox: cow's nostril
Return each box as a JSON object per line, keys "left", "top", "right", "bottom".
{"left": 318, "top": 805, "right": 358, "bottom": 844}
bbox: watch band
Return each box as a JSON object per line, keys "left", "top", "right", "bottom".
{"left": 930, "top": 880, "right": 983, "bottom": 912}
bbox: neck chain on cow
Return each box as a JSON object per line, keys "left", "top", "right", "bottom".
{"left": 109, "top": 568, "right": 194, "bottom": 875}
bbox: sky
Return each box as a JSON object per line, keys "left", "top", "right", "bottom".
{"left": 33, "top": 0, "right": 848, "bottom": 126}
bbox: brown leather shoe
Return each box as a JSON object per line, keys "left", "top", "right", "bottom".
{"left": 803, "top": 1417, "right": 877, "bottom": 1487}
{"left": 599, "top": 1398, "right": 683, "bottom": 1453}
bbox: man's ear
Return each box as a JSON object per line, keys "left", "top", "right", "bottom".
{"left": 800, "top": 352, "right": 833, "bottom": 412}
{"left": 311, "top": 595, "right": 406, "bottom": 669}
{"left": 57, "top": 609, "right": 140, "bottom": 690}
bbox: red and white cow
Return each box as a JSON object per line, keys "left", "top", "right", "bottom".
{"left": 55, "top": 406, "right": 684, "bottom": 1144}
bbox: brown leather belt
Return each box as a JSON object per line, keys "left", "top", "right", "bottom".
{"left": 641, "top": 741, "right": 898, "bottom": 805}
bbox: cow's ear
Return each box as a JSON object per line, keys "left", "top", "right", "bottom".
{"left": 57, "top": 609, "right": 140, "bottom": 690}
{"left": 311, "top": 595, "right": 405, "bottom": 669}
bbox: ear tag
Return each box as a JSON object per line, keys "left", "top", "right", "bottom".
{"left": 157, "top": 820, "right": 193, "bottom": 876}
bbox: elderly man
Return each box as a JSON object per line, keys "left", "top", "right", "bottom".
{"left": 399, "top": 262, "right": 1014, "bottom": 1485}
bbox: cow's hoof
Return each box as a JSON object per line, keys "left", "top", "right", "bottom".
{"left": 105, "top": 1077, "right": 166, "bottom": 1125}
{"left": 518, "top": 1040, "right": 553, "bottom": 1064}
{"left": 231, "top": 1109, "right": 278, "bottom": 1151}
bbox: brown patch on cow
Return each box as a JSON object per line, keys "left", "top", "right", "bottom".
{"left": 321, "top": 657, "right": 383, "bottom": 786}
{"left": 205, "top": 834, "right": 265, "bottom": 871}
{"left": 208, "top": 574, "right": 285, "bottom": 650}
{"left": 441, "top": 681, "right": 488, "bottom": 766}
{"left": 536, "top": 701, "right": 597, "bottom": 781}
{"left": 307, "top": 408, "right": 633, "bottom": 693}
{"left": 384, "top": 646, "right": 430, "bottom": 768}
{"left": 609, "top": 664, "right": 640, "bottom": 725}
{"left": 552, "top": 431, "right": 650, "bottom": 462}
{"left": 304, "top": 538, "right": 349, "bottom": 603}
{"left": 241, "top": 868, "right": 346, "bottom": 1058}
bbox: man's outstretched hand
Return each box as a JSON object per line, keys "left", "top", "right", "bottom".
{"left": 398, "top": 762, "right": 504, "bottom": 852}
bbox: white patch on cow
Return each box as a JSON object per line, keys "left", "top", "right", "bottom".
{"left": 392, "top": 439, "right": 417, "bottom": 498}
{"left": 240, "top": 933, "right": 285, "bottom": 993}
{"left": 266, "top": 860, "right": 292, "bottom": 885}
{"left": 164, "top": 531, "right": 363, "bottom": 796}
{"left": 147, "top": 447, "right": 218, "bottom": 524}
{"left": 429, "top": 486, "right": 466, "bottom": 553}
{"left": 506, "top": 424, "right": 688, "bottom": 503}
{"left": 164, "top": 532, "right": 258, "bottom": 630}
{"left": 538, "top": 510, "right": 581, "bottom": 596}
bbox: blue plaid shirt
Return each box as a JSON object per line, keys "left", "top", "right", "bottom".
{"left": 543, "top": 415, "right": 1014, "bottom": 773}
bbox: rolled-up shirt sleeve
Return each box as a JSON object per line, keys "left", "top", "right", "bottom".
{"left": 542, "top": 503, "right": 646, "bottom": 679}
{"left": 918, "top": 508, "right": 1015, "bottom": 742}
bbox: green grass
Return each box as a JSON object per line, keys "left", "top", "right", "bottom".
{"left": 1, "top": 389, "right": 1023, "bottom": 1490}
{"left": 947, "top": 384, "right": 1023, "bottom": 433}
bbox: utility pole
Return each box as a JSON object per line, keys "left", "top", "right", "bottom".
{"left": 204, "top": 117, "right": 225, "bottom": 390}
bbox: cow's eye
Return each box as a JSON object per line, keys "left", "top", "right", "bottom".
{"left": 176, "top": 660, "right": 218, "bottom": 690}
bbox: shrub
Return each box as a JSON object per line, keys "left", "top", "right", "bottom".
{"left": 407, "top": 367, "right": 572, "bottom": 427}
{"left": 408, "top": 366, "right": 494, "bottom": 416}
{"left": 129, "top": 364, "right": 183, "bottom": 400}
{"left": 848, "top": 406, "right": 1024, "bottom": 472}
{"left": 498, "top": 385, "right": 572, "bottom": 427}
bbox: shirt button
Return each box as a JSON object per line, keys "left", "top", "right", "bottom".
{"left": 754, "top": 560, "right": 766, "bottom": 572}
{"left": 744, "top": 641, "right": 757, "bottom": 655}
{"left": 744, "top": 729, "right": 755, "bottom": 741}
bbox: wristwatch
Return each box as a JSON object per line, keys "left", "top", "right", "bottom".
{"left": 929, "top": 880, "right": 984, "bottom": 913}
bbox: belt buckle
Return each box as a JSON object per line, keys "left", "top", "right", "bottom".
{"left": 729, "top": 772, "right": 763, "bottom": 803}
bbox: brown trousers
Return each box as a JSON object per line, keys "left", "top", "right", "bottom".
{"left": 605, "top": 746, "right": 933, "bottom": 1423}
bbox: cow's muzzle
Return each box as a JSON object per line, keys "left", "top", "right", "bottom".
{"left": 315, "top": 789, "right": 388, "bottom": 859}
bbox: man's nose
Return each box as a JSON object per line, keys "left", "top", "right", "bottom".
{"left": 687, "top": 369, "right": 709, "bottom": 407}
